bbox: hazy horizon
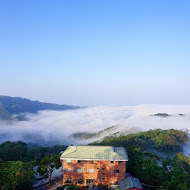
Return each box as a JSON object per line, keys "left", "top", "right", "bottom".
{"left": 2, "top": 94, "right": 190, "bottom": 107}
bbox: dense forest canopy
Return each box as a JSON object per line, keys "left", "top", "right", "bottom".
{"left": 0, "top": 141, "right": 66, "bottom": 190}
{"left": 92, "top": 129, "right": 189, "bottom": 152}
{"left": 0, "top": 141, "right": 66, "bottom": 161}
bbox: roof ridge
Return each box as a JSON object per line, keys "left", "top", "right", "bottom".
{"left": 62, "top": 146, "right": 77, "bottom": 157}
{"left": 75, "top": 146, "right": 77, "bottom": 153}
{"left": 130, "top": 177, "right": 135, "bottom": 188}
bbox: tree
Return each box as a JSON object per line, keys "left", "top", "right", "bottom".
{"left": 37, "top": 155, "right": 61, "bottom": 185}
{"left": 0, "top": 161, "right": 34, "bottom": 190}
{"left": 0, "top": 141, "right": 27, "bottom": 161}
{"left": 161, "top": 153, "right": 190, "bottom": 190}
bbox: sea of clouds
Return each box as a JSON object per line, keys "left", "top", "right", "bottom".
{"left": 0, "top": 105, "right": 190, "bottom": 148}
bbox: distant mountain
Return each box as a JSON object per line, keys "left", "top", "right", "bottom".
{"left": 70, "top": 126, "right": 119, "bottom": 140}
{"left": 151, "top": 113, "right": 186, "bottom": 117}
{"left": 0, "top": 103, "right": 12, "bottom": 120}
{"left": 151, "top": 113, "right": 171, "bottom": 117}
{"left": 0, "top": 95, "right": 80, "bottom": 120}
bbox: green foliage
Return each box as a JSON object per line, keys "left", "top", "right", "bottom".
{"left": 161, "top": 152, "right": 190, "bottom": 190}
{"left": 93, "top": 129, "right": 189, "bottom": 152}
{"left": 67, "top": 185, "right": 80, "bottom": 190}
{"left": 0, "top": 161, "right": 34, "bottom": 190}
{"left": 0, "top": 141, "right": 66, "bottom": 161}
{"left": 126, "top": 146, "right": 168, "bottom": 187}
{"left": 119, "top": 146, "right": 190, "bottom": 189}
{"left": 0, "top": 141, "right": 27, "bottom": 161}
{"left": 97, "top": 184, "right": 108, "bottom": 190}
{"left": 37, "top": 155, "right": 61, "bottom": 185}
{"left": 27, "top": 145, "right": 66, "bottom": 161}
{"left": 0, "top": 141, "right": 65, "bottom": 189}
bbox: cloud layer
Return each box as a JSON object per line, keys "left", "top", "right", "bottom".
{"left": 0, "top": 105, "right": 190, "bottom": 146}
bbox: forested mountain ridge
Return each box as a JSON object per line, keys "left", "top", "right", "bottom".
{"left": 0, "top": 95, "right": 80, "bottom": 120}
{"left": 92, "top": 129, "right": 190, "bottom": 152}
{"left": 0, "top": 103, "right": 12, "bottom": 120}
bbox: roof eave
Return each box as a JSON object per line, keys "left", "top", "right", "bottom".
{"left": 60, "top": 157, "right": 128, "bottom": 161}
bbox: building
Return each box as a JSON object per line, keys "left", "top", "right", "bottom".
{"left": 60, "top": 146, "right": 128, "bottom": 187}
{"left": 118, "top": 177, "right": 143, "bottom": 190}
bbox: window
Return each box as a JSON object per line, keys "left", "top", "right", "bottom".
{"left": 66, "top": 159, "right": 72, "bottom": 163}
{"left": 65, "top": 179, "right": 73, "bottom": 183}
{"left": 114, "top": 170, "right": 119, "bottom": 173}
{"left": 119, "top": 161, "right": 123, "bottom": 164}
{"left": 102, "top": 178, "right": 105, "bottom": 181}
{"left": 76, "top": 179, "right": 83, "bottom": 184}
{"left": 102, "top": 173, "right": 105, "bottom": 175}
{"left": 87, "top": 160, "right": 94, "bottom": 164}
{"left": 76, "top": 168, "right": 83, "bottom": 173}
{"left": 87, "top": 169, "right": 95, "bottom": 173}
{"left": 102, "top": 168, "right": 105, "bottom": 170}
{"left": 65, "top": 168, "right": 73, "bottom": 172}
{"left": 86, "top": 179, "right": 95, "bottom": 185}
{"left": 110, "top": 161, "right": 114, "bottom": 164}
{"left": 77, "top": 160, "right": 83, "bottom": 163}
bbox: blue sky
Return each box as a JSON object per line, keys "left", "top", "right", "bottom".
{"left": 0, "top": 0, "right": 190, "bottom": 106}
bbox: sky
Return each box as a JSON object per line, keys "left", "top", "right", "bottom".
{"left": 0, "top": 0, "right": 190, "bottom": 106}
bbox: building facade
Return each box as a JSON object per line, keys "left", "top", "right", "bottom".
{"left": 60, "top": 146, "right": 128, "bottom": 187}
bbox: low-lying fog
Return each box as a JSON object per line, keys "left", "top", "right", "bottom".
{"left": 0, "top": 105, "right": 190, "bottom": 151}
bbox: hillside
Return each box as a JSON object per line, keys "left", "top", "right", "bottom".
{"left": 92, "top": 129, "right": 190, "bottom": 152}
{"left": 0, "top": 95, "right": 80, "bottom": 120}
{"left": 70, "top": 126, "right": 119, "bottom": 140}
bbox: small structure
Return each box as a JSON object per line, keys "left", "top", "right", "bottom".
{"left": 60, "top": 146, "right": 128, "bottom": 187}
{"left": 119, "top": 177, "right": 143, "bottom": 190}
